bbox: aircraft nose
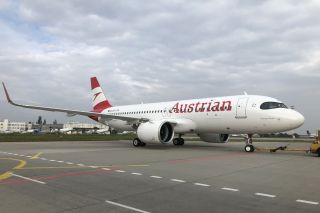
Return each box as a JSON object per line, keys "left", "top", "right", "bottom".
{"left": 291, "top": 111, "right": 305, "bottom": 128}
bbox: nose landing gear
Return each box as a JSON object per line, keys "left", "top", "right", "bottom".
{"left": 244, "top": 134, "right": 255, "bottom": 152}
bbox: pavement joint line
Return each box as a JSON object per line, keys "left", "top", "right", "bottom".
{"left": 296, "top": 200, "right": 319, "bottom": 205}
{"left": 194, "top": 183, "right": 210, "bottom": 187}
{"left": 106, "top": 200, "right": 151, "bottom": 213}
{"left": 131, "top": 172, "right": 142, "bottom": 175}
{"left": 115, "top": 170, "right": 126, "bottom": 173}
{"left": 150, "top": 176, "right": 162, "bottom": 179}
{"left": 11, "top": 173, "right": 46, "bottom": 185}
{"left": 170, "top": 179, "right": 186, "bottom": 183}
{"left": 221, "top": 187, "right": 239, "bottom": 192}
{"left": 255, "top": 193, "right": 276, "bottom": 198}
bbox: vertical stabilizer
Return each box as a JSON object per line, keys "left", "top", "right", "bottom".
{"left": 91, "top": 77, "right": 112, "bottom": 112}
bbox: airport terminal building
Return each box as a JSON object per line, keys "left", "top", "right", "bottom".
{"left": 0, "top": 119, "right": 31, "bottom": 132}
{"left": 0, "top": 119, "right": 109, "bottom": 134}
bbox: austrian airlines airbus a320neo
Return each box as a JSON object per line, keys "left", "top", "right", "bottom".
{"left": 2, "top": 77, "right": 304, "bottom": 152}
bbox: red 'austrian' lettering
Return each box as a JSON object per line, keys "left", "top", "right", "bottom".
{"left": 169, "top": 100, "right": 232, "bottom": 113}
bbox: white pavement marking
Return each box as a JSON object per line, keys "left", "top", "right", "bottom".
{"left": 13, "top": 153, "right": 18, "bottom": 156}
{"left": 57, "top": 161, "right": 64, "bottom": 163}
{"left": 102, "top": 168, "right": 111, "bottom": 171}
{"left": 77, "top": 164, "right": 85, "bottom": 167}
{"left": 150, "top": 176, "right": 162, "bottom": 179}
{"left": 26, "top": 156, "right": 32, "bottom": 158}
{"left": 11, "top": 173, "right": 46, "bottom": 185}
{"left": 296, "top": 200, "right": 319, "bottom": 205}
{"left": 194, "top": 183, "right": 210, "bottom": 187}
{"left": 131, "top": 173, "right": 142, "bottom": 175}
{"left": 106, "top": 200, "right": 151, "bottom": 213}
{"left": 115, "top": 170, "right": 126, "bottom": 173}
{"left": 66, "top": 162, "right": 74, "bottom": 165}
{"left": 170, "top": 179, "right": 186, "bottom": 183}
{"left": 255, "top": 193, "right": 276, "bottom": 198}
{"left": 50, "top": 160, "right": 56, "bottom": 162}
{"left": 41, "top": 158, "right": 47, "bottom": 160}
{"left": 20, "top": 155, "right": 25, "bottom": 157}
{"left": 221, "top": 187, "right": 239, "bottom": 192}
{"left": 90, "top": 166, "right": 98, "bottom": 169}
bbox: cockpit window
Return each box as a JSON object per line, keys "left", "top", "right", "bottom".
{"left": 260, "top": 102, "right": 288, "bottom": 110}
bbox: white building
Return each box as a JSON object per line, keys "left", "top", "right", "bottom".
{"left": 0, "top": 119, "right": 31, "bottom": 132}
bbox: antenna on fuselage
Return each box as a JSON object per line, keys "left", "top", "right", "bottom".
{"left": 243, "top": 91, "right": 248, "bottom": 95}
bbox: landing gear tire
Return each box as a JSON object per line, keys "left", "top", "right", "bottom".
{"left": 133, "top": 138, "right": 145, "bottom": 147}
{"left": 173, "top": 138, "right": 184, "bottom": 146}
{"left": 140, "top": 142, "right": 146, "bottom": 147}
{"left": 245, "top": 145, "right": 255, "bottom": 153}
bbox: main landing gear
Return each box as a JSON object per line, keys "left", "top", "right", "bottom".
{"left": 244, "top": 134, "right": 255, "bottom": 152}
{"left": 133, "top": 138, "right": 146, "bottom": 147}
{"left": 173, "top": 135, "right": 185, "bottom": 146}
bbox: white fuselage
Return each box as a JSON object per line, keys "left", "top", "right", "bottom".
{"left": 98, "top": 95, "right": 304, "bottom": 134}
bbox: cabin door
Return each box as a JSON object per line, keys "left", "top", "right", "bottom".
{"left": 236, "top": 97, "right": 249, "bottom": 119}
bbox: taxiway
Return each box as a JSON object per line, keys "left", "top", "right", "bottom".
{"left": 0, "top": 140, "right": 319, "bottom": 213}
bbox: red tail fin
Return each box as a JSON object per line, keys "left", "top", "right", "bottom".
{"left": 91, "top": 77, "right": 112, "bottom": 112}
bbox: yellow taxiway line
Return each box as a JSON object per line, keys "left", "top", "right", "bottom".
{"left": 0, "top": 158, "right": 27, "bottom": 180}
{"left": 30, "top": 152, "right": 43, "bottom": 160}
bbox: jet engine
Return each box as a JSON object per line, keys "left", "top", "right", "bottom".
{"left": 137, "top": 121, "right": 174, "bottom": 144}
{"left": 198, "top": 133, "right": 229, "bottom": 143}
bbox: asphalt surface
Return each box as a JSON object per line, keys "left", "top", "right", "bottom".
{"left": 0, "top": 140, "right": 319, "bottom": 213}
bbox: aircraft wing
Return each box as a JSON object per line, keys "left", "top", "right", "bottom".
{"left": 2, "top": 82, "right": 145, "bottom": 122}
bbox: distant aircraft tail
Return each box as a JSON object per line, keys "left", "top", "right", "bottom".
{"left": 91, "top": 77, "right": 112, "bottom": 112}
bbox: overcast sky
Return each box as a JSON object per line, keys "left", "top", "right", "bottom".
{"left": 0, "top": 0, "right": 319, "bottom": 133}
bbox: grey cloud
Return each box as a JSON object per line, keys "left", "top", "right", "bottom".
{"left": 0, "top": 0, "right": 319, "bottom": 133}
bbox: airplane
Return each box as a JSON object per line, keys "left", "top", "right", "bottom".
{"left": 96, "top": 128, "right": 110, "bottom": 134}
{"left": 2, "top": 77, "right": 304, "bottom": 152}
{"left": 59, "top": 127, "right": 73, "bottom": 133}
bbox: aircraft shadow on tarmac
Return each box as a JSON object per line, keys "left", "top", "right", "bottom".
{"left": 123, "top": 142, "right": 311, "bottom": 157}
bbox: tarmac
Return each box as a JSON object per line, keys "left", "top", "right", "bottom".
{"left": 0, "top": 140, "right": 319, "bottom": 213}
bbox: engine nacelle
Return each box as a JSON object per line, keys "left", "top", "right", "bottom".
{"left": 137, "top": 121, "right": 174, "bottom": 144}
{"left": 198, "top": 133, "right": 229, "bottom": 143}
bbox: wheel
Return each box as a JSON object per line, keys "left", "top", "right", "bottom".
{"left": 179, "top": 138, "right": 185, "bottom": 145}
{"left": 244, "top": 145, "right": 255, "bottom": 152}
{"left": 173, "top": 138, "right": 180, "bottom": 146}
{"left": 140, "top": 142, "right": 146, "bottom": 147}
{"left": 317, "top": 148, "right": 320, "bottom": 157}
{"left": 133, "top": 138, "right": 141, "bottom": 147}
{"left": 173, "top": 138, "right": 184, "bottom": 146}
